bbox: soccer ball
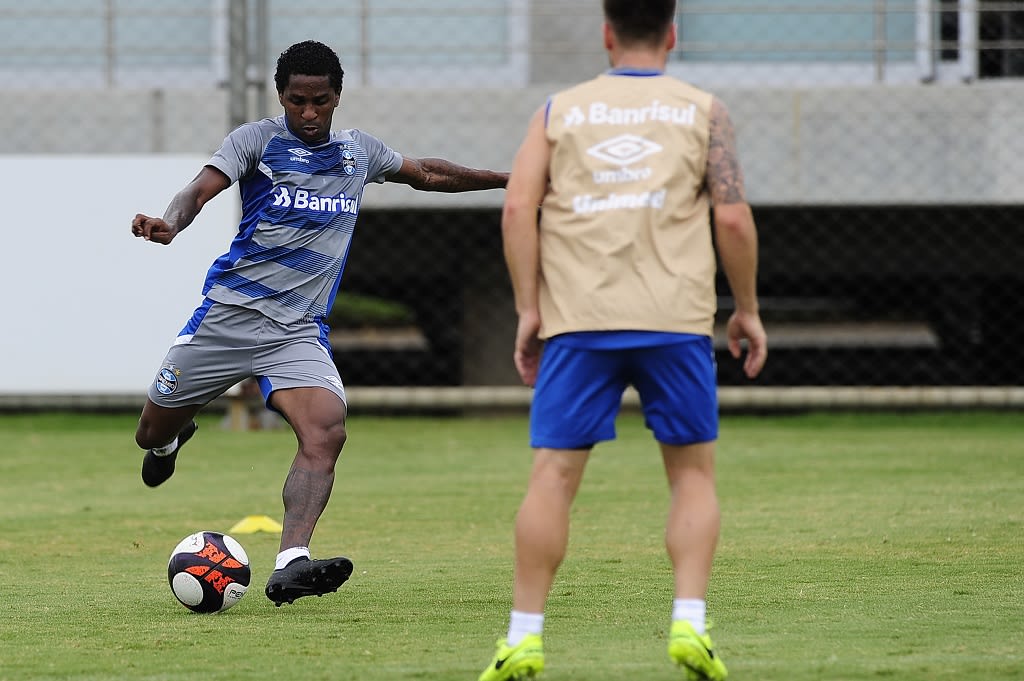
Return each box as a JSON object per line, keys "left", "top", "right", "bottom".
{"left": 167, "top": 531, "right": 251, "bottom": 613}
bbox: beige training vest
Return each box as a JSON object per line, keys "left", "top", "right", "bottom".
{"left": 539, "top": 72, "right": 716, "bottom": 339}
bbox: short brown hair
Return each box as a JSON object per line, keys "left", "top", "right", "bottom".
{"left": 603, "top": 0, "right": 676, "bottom": 47}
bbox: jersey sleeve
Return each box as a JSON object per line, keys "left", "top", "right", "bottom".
{"left": 350, "top": 129, "right": 404, "bottom": 184}
{"left": 207, "top": 122, "right": 265, "bottom": 183}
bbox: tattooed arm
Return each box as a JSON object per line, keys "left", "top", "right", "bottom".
{"left": 388, "top": 156, "right": 509, "bottom": 193}
{"left": 707, "top": 96, "right": 767, "bottom": 378}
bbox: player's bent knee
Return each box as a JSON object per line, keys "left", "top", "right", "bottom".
{"left": 135, "top": 424, "right": 169, "bottom": 450}
{"left": 328, "top": 421, "right": 348, "bottom": 452}
{"left": 298, "top": 421, "right": 347, "bottom": 462}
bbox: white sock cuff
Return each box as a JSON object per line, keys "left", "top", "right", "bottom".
{"left": 507, "top": 610, "right": 545, "bottom": 646}
{"left": 672, "top": 598, "right": 707, "bottom": 635}
{"left": 274, "top": 546, "right": 310, "bottom": 570}
{"left": 151, "top": 436, "right": 178, "bottom": 457}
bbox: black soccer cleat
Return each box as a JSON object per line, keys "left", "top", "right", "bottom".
{"left": 141, "top": 420, "right": 198, "bottom": 488}
{"left": 265, "top": 556, "right": 354, "bottom": 607}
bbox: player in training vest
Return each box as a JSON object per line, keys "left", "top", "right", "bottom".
{"left": 478, "top": 1, "right": 766, "bottom": 679}
{"left": 131, "top": 40, "right": 507, "bottom": 607}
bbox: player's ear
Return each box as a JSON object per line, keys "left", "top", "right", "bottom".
{"left": 603, "top": 21, "right": 614, "bottom": 52}
{"left": 666, "top": 23, "right": 677, "bottom": 51}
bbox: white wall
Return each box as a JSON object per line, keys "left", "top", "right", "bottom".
{"left": 0, "top": 156, "right": 239, "bottom": 394}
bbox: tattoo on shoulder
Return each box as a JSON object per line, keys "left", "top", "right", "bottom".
{"left": 707, "top": 97, "right": 747, "bottom": 205}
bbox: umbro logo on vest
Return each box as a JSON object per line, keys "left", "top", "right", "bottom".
{"left": 588, "top": 134, "right": 663, "bottom": 166}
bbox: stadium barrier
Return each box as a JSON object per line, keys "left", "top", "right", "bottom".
{"left": 2, "top": 386, "right": 1022, "bottom": 418}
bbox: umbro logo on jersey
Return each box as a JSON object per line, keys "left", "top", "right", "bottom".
{"left": 271, "top": 187, "right": 359, "bottom": 215}
{"left": 288, "top": 147, "right": 313, "bottom": 164}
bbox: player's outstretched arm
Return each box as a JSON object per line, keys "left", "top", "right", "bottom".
{"left": 131, "top": 166, "right": 231, "bottom": 245}
{"left": 387, "top": 156, "right": 508, "bottom": 193}
{"left": 707, "top": 96, "right": 767, "bottom": 379}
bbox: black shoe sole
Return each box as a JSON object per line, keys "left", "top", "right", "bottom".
{"left": 265, "top": 557, "right": 354, "bottom": 606}
{"left": 141, "top": 420, "right": 198, "bottom": 488}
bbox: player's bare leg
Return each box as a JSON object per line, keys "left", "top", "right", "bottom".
{"left": 135, "top": 400, "right": 203, "bottom": 487}
{"left": 662, "top": 441, "right": 719, "bottom": 599}
{"left": 662, "top": 440, "right": 728, "bottom": 680}
{"left": 264, "top": 386, "right": 353, "bottom": 605}
{"left": 480, "top": 448, "right": 589, "bottom": 681}
{"left": 512, "top": 447, "right": 590, "bottom": 613}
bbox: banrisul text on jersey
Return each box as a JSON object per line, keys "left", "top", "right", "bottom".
{"left": 271, "top": 186, "right": 360, "bottom": 214}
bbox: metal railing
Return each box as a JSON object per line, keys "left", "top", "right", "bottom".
{"left": 0, "top": 1, "right": 1020, "bottom": 89}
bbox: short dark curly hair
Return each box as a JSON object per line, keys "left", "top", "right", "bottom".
{"left": 274, "top": 40, "right": 345, "bottom": 94}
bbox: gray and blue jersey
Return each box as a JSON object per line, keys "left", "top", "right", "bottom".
{"left": 200, "top": 115, "right": 403, "bottom": 324}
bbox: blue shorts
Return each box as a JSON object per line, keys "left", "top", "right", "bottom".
{"left": 529, "top": 332, "right": 718, "bottom": 449}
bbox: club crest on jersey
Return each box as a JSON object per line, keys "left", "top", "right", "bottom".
{"left": 155, "top": 365, "right": 180, "bottom": 395}
{"left": 271, "top": 186, "right": 359, "bottom": 214}
{"left": 340, "top": 146, "right": 356, "bottom": 175}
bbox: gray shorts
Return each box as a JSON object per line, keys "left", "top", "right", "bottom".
{"left": 147, "top": 301, "right": 346, "bottom": 408}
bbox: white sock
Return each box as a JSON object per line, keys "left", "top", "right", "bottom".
{"left": 151, "top": 436, "right": 178, "bottom": 457}
{"left": 507, "top": 610, "right": 544, "bottom": 646}
{"left": 673, "top": 598, "right": 707, "bottom": 635}
{"left": 274, "top": 546, "right": 310, "bottom": 570}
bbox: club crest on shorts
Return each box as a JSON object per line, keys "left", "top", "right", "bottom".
{"left": 156, "top": 364, "right": 181, "bottom": 395}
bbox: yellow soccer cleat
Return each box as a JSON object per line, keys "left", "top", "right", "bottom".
{"left": 479, "top": 634, "right": 544, "bottom": 681}
{"left": 668, "top": 621, "right": 728, "bottom": 681}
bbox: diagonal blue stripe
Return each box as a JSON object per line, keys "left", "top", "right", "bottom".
{"left": 243, "top": 245, "right": 337, "bottom": 275}
{"left": 215, "top": 273, "right": 316, "bottom": 312}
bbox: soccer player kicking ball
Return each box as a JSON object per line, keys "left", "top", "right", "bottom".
{"left": 132, "top": 40, "right": 507, "bottom": 607}
{"left": 478, "top": 0, "right": 766, "bottom": 678}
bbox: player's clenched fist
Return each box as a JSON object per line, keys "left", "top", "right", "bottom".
{"left": 132, "top": 213, "right": 177, "bottom": 244}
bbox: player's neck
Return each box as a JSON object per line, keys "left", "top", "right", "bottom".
{"left": 609, "top": 49, "right": 668, "bottom": 72}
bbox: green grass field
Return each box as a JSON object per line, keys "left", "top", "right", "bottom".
{"left": 1, "top": 410, "right": 1021, "bottom": 680}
